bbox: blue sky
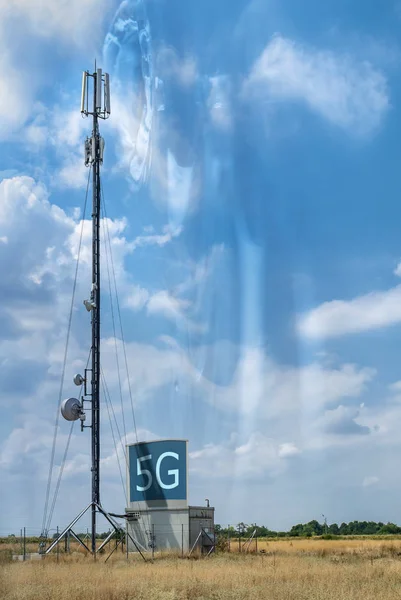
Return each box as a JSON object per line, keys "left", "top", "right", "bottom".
{"left": 2, "top": 0, "right": 401, "bottom": 535}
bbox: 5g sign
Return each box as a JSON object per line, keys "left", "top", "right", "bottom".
{"left": 129, "top": 440, "right": 187, "bottom": 502}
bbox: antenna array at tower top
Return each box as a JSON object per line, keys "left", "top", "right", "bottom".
{"left": 81, "top": 68, "right": 111, "bottom": 119}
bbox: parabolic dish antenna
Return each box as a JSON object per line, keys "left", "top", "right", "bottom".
{"left": 73, "top": 373, "right": 85, "bottom": 386}
{"left": 61, "top": 397, "right": 82, "bottom": 421}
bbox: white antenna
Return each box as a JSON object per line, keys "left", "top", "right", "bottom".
{"left": 104, "top": 73, "right": 111, "bottom": 115}
{"left": 80, "top": 68, "right": 111, "bottom": 119}
{"left": 96, "top": 68, "right": 103, "bottom": 111}
{"left": 81, "top": 72, "right": 87, "bottom": 114}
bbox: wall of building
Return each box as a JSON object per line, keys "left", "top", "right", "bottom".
{"left": 189, "top": 506, "right": 215, "bottom": 550}
{"left": 127, "top": 508, "right": 189, "bottom": 552}
{"left": 126, "top": 506, "right": 215, "bottom": 554}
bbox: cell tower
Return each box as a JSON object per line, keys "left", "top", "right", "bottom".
{"left": 42, "top": 68, "right": 144, "bottom": 560}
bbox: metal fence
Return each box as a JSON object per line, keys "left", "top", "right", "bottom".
{"left": 0, "top": 524, "right": 262, "bottom": 560}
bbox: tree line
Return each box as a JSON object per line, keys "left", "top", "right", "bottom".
{"left": 215, "top": 520, "right": 401, "bottom": 538}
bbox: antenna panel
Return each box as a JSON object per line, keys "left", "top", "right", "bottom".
{"left": 81, "top": 71, "right": 87, "bottom": 113}
{"left": 96, "top": 68, "right": 103, "bottom": 110}
{"left": 92, "top": 135, "right": 96, "bottom": 162}
{"left": 105, "top": 73, "right": 111, "bottom": 114}
{"left": 99, "top": 137, "right": 105, "bottom": 163}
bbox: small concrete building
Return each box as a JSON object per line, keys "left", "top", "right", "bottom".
{"left": 125, "top": 440, "right": 215, "bottom": 553}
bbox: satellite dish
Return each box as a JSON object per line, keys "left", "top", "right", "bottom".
{"left": 73, "top": 373, "right": 85, "bottom": 386}
{"left": 61, "top": 397, "right": 82, "bottom": 422}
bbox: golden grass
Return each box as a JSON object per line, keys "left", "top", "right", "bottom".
{"left": 2, "top": 539, "right": 401, "bottom": 600}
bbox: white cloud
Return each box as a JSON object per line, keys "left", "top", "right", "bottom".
{"left": 0, "top": 416, "right": 53, "bottom": 471}
{"left": 245, "top": 34, "right": 389, "bottom": 136}
{"left": 0, "top": 54, "right": 33, "bottom": 140}
{"left": 316, "top": 404, "right": 370, "bottom": 438}
{"left": 145, "top": 290, "right": 205, "bottom": 333}
{"left": 58, "top": 156, "right": 88, "bottom": 190}
{"left": 157, "top": 47, "right": 198, "bottom": 87}
{"left": 389, "top": 381, "right": 401, "bottom": 394}
{"left": 147, "top": 291, "right": 191, "bottom": 321}
{"left": 278, "top": 442, "right": 301, "bottom": 458}
{"left": 4, "top": 0, "right": 112, "bottom": 48}
{"left": 125, "top": 286, "right": 150, "bottom": 311}
{"left": 298, "top": 284, "right": 401, "bottom": 339}
{"left": 203, "top": 346, "right": 375, "bottom": 419}
{"left": 190, "top": 432, "right": 300, "bottom": 480}
{"left": 124, "top": 244, "right": 224, "bottom": 332}
{"left": 131, "top": 225, "right": 182, "bottom": 251}
{"left": 28, "top": 104, "right": 90, "bottom": 189}
{"left": 363, "top": 475, "right": 379, "bottom": 487}
{"left": 394, "top": 261, "right": 401, "bottom": 277}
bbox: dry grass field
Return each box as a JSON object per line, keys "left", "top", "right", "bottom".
{"left": 2, "top": 538, "right": 401, "bottom": 600}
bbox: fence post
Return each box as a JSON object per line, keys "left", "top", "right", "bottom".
{"left": 152, "top": 524, "right": 155, "bottom": 561}
{"left": 255, "top": 535, "right": 258, "bottom": 554}
{"left": 23, "top": 527, "right": 26, "bottom": 561}
{"left": 181, "top": 523, "right": 184, "bottom": 558}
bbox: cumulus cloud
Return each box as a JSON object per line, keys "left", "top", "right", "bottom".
{"left": 126, "top": 288, "right": 204, "bottom": 333}
{"left": 388, "top": 381, "right": 401, "bottom": 393}
{"left": 25, "top": 104, "right": 91, "bottom": 189}
{"left": 4, "top": 0, "right": 111, "bottom": 48}
{"left": 124, "top": 286, "right": 150, "bottom": 311}
{"left": 202, "top": 346, "right": 375, "bottom": 419}
{"left": 131, "top": 225, "right": 182, "bottom": 251}
{"left": 318, "top": 405, "right": 371, "bottom": 436}
{"left": 0, "top": 0, "right": 111, "bottom": 141}
{"left": 278, "top": 442, "right": 301, "bottom": 458}
{"left": 298, "top": 285, "right": 401, "bottom": 339}
{"left": 190, "top": 432, "right": 300, "bottom": 480}
{"left": 245, "top": 34, "right": 389, "bottom": 136}
{"left": 147, "top": 291, "right": 191, "bottom": 320}
{"left": 123, "top": 244, "right": 224, "bottom": 332}
{"left": 0, "top": 54, "right": 33, "bottom": 140}
{"left": 0, "top": 175, "right": 142, "bottom": 403}
{"left": 157, "top": 47, "right": 198, "bottom": 87}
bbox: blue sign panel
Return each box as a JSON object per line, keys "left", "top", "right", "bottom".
{"left": 129, "top": 440, "right": 187, "bottom": 502}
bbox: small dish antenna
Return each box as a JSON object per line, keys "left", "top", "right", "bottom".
{"left": 61, "top": 397, "right": 82, "bottom": 422}
{"left": 73, "top": 373, "right": 85, "bottom": 386}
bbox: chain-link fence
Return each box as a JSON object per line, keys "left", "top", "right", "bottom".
{"left": 0, "top": 523, "right": 266, "bottom": 560}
